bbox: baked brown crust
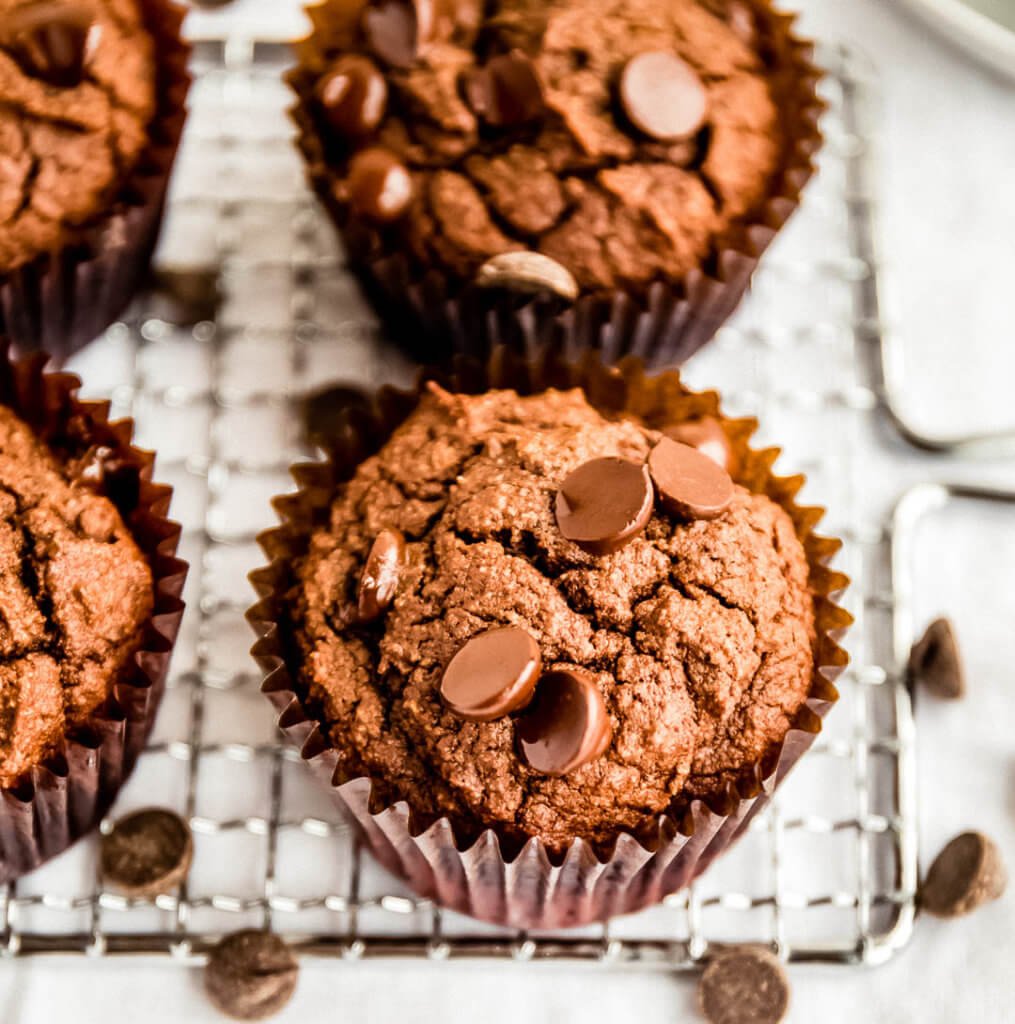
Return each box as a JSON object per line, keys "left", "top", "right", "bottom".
{"left": 0, "top": 0, "right": 157, "bottom": 273}
{"left": 287, "top": 388, "right": 815, "bottom": 851}
{"left": 0, "top": 405, "right": 153, "bottom": 785}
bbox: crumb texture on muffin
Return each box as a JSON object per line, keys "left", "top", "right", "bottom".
{"left": 0, "top": 406, "right": 153, "bottom": 785}
{"left": 312, "top": 0, "right": 783, "bottom": 292}
{"left": 0, "top": 0, "right": 157, "bottom": 273}
{"left": 289, "top": 388, "right": 816, "bottom": 851}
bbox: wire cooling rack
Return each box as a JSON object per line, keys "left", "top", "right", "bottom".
{"left": 0, "top": 36, "right": 924, "bottom": 967}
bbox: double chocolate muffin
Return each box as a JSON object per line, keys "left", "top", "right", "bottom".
{"left": 0, "top": 346, "right": 186, "bottom": 883}
{"left": 291, "top": 0, "right": 823, "bottom": 364}
{"left": 0, "top": 0, "right": 189, "bottom": 359}
{"left": 284, "top": 386, "right": 815, "bottom": 852}
{"left": 0, "top": 405, "right": 153, "bottom": 787}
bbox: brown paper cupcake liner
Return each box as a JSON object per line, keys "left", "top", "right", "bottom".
{"left": 288, "top": 1, "right": 824, "bottom": 369}
{"left": 0, "top": 0, "right": 192, "bottom": 364}
{"left": 248, "top": 348, "right": 850, "bottom": 929}
{"left": 0, "top": 342, "right": 188, "bottom": 883}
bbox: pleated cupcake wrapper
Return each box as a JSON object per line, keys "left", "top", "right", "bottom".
{"left": 0, "top": 342, "right": 187, "bottom": 883}
{"left": 288, "top": 0, "right": 824, "bottom": 368}
{"left": 0, "top": 0, "right": 191, "bottom": 364}
{"left": 248, "top": 348, "right": 850, "bottom": 929}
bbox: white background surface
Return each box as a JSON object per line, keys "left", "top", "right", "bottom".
{"left": 2, "top": 0, "right": 1015, "bottom": 1020}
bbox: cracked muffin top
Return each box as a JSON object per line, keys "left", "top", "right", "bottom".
{"left": 0, "top": 404, "right": 153, "bottom": 786}
{"left": 304, "top": 0, "right": 785, "bottom": 295}
{"left": 287, "top": 386, "right": 816, "bottom": 852}
{"left": 0, "top": 0, "right": 157, "bottom": 274}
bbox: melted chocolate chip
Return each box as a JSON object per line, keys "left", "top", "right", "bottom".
{"left": 662, "top": 417, "right": 734, "bottom": 472}
{"left": 101, "top": 808, "right": 193, "bottom": 898}
{"left": 362, "top": 0, "right": 434, "bottom": 68}
{"left": 921, "top": 832, "right": 1007, "bottom": 918}
{"left": 648, "top": 437, "right": 734, "bottom": 520}
{"left": 620, "top": 51, "right": 708, "bottom": 142}
{"left": 462, "top": 50, "right": 545, "bottom": 127}
{"left": 346, "top": 147, "right": 414, "bottom": 222}
{"left": 205, "top": 931, "right": 299, "bottom": 1021}
{"left": 316, "top": 55, "right": 388, "bottom": 139}
{"left": 555, "top": 457, "right": 654, "bottom": 555}
{"left": 357, "top": 529, "right": 406, "bottom": 622}
{"left": 440, "top": 626, "right": 541, "bottom": 722}
{"left": 516, "top": 669, "right": 612, "bottom": 776}
{"left": 476, "top": 251, "right": 579, "bottom": 301}
{"left": 699, "top": 947, "right": 790, "bottom": 1024}
{"left": 3, "top": 2, "right": 95, "bottom": 89}
{"left": 907, "top": 617, "right": 965, "bottom": 699}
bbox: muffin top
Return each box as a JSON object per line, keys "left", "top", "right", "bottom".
{"left": 0, "top": 405, "right": 153, "bottom": 786}
{"left": 0, "top": 0, "right": 157, "bottom": 274}
{"left": 306, "top": 0, "right": 783, "bottom": 295}
{"left": 289, "top": 387, "right": 816, "bottom": 851}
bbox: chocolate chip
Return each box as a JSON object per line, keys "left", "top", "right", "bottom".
{"left": 362, "top": 0, "right": 433, "bottom": 68}
{"left": 648, "top": 437, "right": 734, "bottom": 521}
{"left": 476, "top": 251, "right": 579, "bottom": 301}
{"left": 346, "top": 147, "right": 414, "bottom": 222}
{"left": 555, "top": 457, "right": 654, "bottom": 555}
{"left": 440, "top": 626, "right": 541, "bottom": 722}
{"left": 3, "top": 2, "right": 95, "bottom": 89}
{"left": 100, "top": 808, "right": 192, "bottom": 898}
{"left": 205, "top": 931, "right": 299, "bottom": 1021}
{"left": 357, "top": 528, "right": 406, "bottom": 622}
{"left": 699, "top": 946, "right": 790, "bottom": 1024}
{"left": 316, "top": 55, "right": 388, "bottom": 139}
{"left": 662, "top": 417, "right": 734, "bottom": 473}
{"left": 908, "top": 617, "right": 965, "bottom": 699}
{"left": 619, "top": 51, "right": 708, "bottom": 142}
{"left": 516, "top": 669, "right": 612, "bottom": 775}
{"left": 920, "top": 832, "right": 1007, "bottom": 918}
{"left": 462, "top": 51, "right": 545, "bottom": 127}
{"left": 300, "top": 383, "right": 373, "bottom": 449}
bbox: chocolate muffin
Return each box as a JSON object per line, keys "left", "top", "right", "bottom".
{"left": 290, "top": 0, "right": 823, "bottom": 365}
{"left": 0, "top": 0, "right": 190, "bottom": 360}
{"left": 0, "top": 406, "right": 153, "bottom": 787}
{"left": 0, "top": 345, "right": 187, "bottom": 882}
{"left": 251, "top": 354, "right": 849, "bottom": 927}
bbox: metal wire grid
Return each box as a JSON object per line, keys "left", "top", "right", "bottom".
{"left": 0, "top": 39, "right": 918, "bottom": 966}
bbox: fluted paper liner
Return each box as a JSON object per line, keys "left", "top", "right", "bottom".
{"left": 288, "top": 0, "right": 825, "bottom": 368}
{"left": 248, "top": 349, "right": 849, "bottom": 929}
{"left": 0, "top": 342, "right": 187, "bottom": 882}
{"left": 0, "top": 0, "right": 191, "bottom": 363}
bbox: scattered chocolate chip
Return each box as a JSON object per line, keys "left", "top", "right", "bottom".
{"left": 648, "top": 437, "right": 734, "bottom": 521}
{"left": 699, "top": 946, "right": 790, "bottom": 1024}
{"left": 462, "top": 50, "right": 545, "bottom": 127}
{"left": 100, "top": 808, "right": 192, "bottom": 898}
{"left": 516, "top": 669, "right": 612, "bottom": 775}
{"left": 920, "top": 831, "right": 1007, "bottom": 918}
{"left": 3, "top": 2, "right": 95, "bottom": 89}
{"left": 149, "top": 268, "right": 221, "bottom": 325}
{"left": 440, "top": 626, "right": 541, "bottom": 722}
{"left": 555, "top": 457, "right": 654, "bottom": 555}
{"left": 300, "top": 383, "right": 373, "bottom": 449}
{"left": 316, "top": 55, "right": 388, "bottom": 139}
{"left": 362, "top": 0, "right": 433, "bottom": 68}
{"left": 662, "top": 417, "right": 734, "bottom": 472}
{"left": 357, "top": 529, "right": 406, "bottom": 622}
{"left": 205, "top": 931, "right": 299, "bottom": 1021}
{"left": 346, "top": 146, "right": 414, "bottom": 222}
{"left": 476, "top": 250, "right": 579, "bottom": 301}
{"left": 619, "top": 50, "right": 708, "bottom": 142}
{"left": 908, "top": 617, "right": 965, "bottom": 699}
